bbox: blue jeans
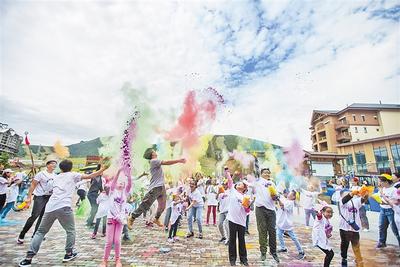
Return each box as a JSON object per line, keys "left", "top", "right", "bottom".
{"left": 379, "top": 208, "right": 400, "bottom": 245}
{"left": 188, "top": 206, "right": 203, "bottom": 233}
{"left": 277, "top": 228, "right": 303, "bottom": 253}
{"left": 0, "top": 202, "right": 14, "bottom": 219}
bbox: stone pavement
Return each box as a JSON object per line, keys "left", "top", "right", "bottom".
{"left": 1, "top": 207, "right": 399, "bottom": 267}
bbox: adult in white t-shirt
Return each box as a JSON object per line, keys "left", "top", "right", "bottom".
{"left": 377, "top": 174, "right": 400, "bottom": 248}
{"left": 19, "top": 159, "right": 107, "bottom": 267}
{"left": 252, "top": 168, "right": 280, "bottom": 263}
{"left": 18, "top": 160, "right": 57, "bottom": 243}
{"left": 226, "top": 171, "right": 250, "bottom": 266}
{"left": 338, "top": 190, "right": 367, "bottom": 266}
{"left": 186, "top": 179, "right": 205, "bottom": 239}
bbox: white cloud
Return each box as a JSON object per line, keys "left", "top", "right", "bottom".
{"left": 1, "top": 0, "right": 399, "bottom": 152}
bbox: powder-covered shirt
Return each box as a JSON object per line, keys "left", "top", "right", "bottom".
{"left": 277, "top": 198, "right": 295, "bottom": 231}
{"left": 312, "top": 215, "right": 332, "bottom": 250}
{"left": 95, "top": 192, "right": 110, "bottom": 219}
{"left": 227, "top": 188, "right": 248, "bottom": 227}
{"left": 218, "top": 190, "right": 230, "bottom": 214}
{"left": 0, "top": 177, "right": 8, "bottom": 194}
{"left": 380, "top": 187, "right": 396, "bottom": 209}
{"left": 33, "top": 170, "right": 56, "bottom": 196}
{"left": 339, "top": 197, "right": 362, "bottom": 232}
{"left": 189, "top": 188, "right": 204, "bottom": 207}
{"left": 170, "top": 201, "right": 183, "bottom": 225}
{"left": 6, "top": 183, "right": 19, "bottom": 203}
{"left": 206, "top": 185, "right": 218, "bottom": 206}
{"left": 107, "top": 189, "right": 129, "bottom": 223}
{"left": 301, "top": 189, "right": 320, "bottom": 210}
{"left": 253, "top": 178, "right": 276, "bottom": 211}
{"left": 45, "top": 172, "right": 82, "bottom": 213}
{"left": 148, "top": 159, "right": 164, "bottom": 191}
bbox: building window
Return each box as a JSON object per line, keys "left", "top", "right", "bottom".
{"left": 391, "top": 144, "right": 400, "bottom": 173}
{"left": 355, "top": 151, "right": 367, "bottom": 173}
{"left": 346, "top": 154, "right": 354, "bottom": 166}
{"left": 364, "top": 127, "right": 367, "bottom": 133}
{"left": 376, "top": 128, "right": 379, "bottom": 132}
{"left": 361, "top": 115, "right": 365, "bottom": 122}
{"left": 352, "top": 114, "right": 356, "bottom": 121}
{"left": 374, "top": 146, "right": 390, "bottom": 174}
{"left": 373, "top": 116, "right": 377, "bottom": 120}
{"left": 355, "top": 127, "right": 358, "bottom": 133}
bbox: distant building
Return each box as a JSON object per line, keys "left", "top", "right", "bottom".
{"left": 0, "top": 123, "right": 23, "bottom": 157}
{"left": 309, "top": 103, "right": 400, "bottom": 175}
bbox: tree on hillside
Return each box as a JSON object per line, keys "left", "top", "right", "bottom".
{"left": 0, "top": 152, "right": 10, "bottom": 168}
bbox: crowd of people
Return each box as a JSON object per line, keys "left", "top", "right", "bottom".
{"left": 0, "top": 151, "right": 399, "bottom": 267}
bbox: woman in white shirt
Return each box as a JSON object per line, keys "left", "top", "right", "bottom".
{"left": 186, "top": 179, "right": 205, "bottom": 239}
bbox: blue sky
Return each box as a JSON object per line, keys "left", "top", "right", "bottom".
{"left": 1, "top": 0, "right": 399, "bottom": 149}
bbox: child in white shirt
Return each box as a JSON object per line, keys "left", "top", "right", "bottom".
{"left": 301, "top": 185, "right": 321, "bottom": 227}
{"left": 206, "top": 179, "right": 218, "bottom": 226}
{"left": 167, "top": 193, "right": 183, "bottom": 242}
{"left": 1, "top": 175, "right": 22, "bottom": 220}
{"left": 276, "top": 190, "right": 305, "bottom": 259}
{"left": 92, "top": 186, "right": 110, "bottom": 239}
{"left": 312, "top": 204, "right": 334, "bottom": 267}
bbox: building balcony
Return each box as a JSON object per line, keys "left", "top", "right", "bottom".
{"left": 337, "top": 132, "right": 351, "bottom": 142}
{"left": 335, "top": 122, "right": 349, "bottom": 130}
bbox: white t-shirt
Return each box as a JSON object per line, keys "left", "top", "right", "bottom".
{"left": 227, "top": 189, "right": 248, "bottom": 227}
{"left": 277, "top": 198, "right": 295, "bottom": 231}
{"left": 189, "top": 188, "right": 204, "bottom": 207}
{"left": 6, "top": 183, "right": 19, "bottom": 203}
{"left": 218, "top": 191, "right": 230, "bottom": 213}
{"left": 312, "top": 215, "right": 332, "bottom": 250}
{"left": 339, "top": 197, "right": 362, "bottom": 232}
{"left": 198, "top": 185, "right": 206, "bottom": 197}
{"left": 170, "top": 202, "right": 183, "bottom": 225}
{"left": 0, "top": 177, "right": 8, "bottom": 194}
{"left": 33, "top": 170, "right": 56, "bottom": 196}
{"left": 301, "top": 189, "right": 320, "bottom": 210}
{"left": 380, "top": 187, "right": 396, "bottom": 209}
{"left": 206, "top": 185, "right": 218, "bottom": 206}
{"left": 253, "top": 178, "right": 276, "bottom": 211}
{"left": 45, "top": 172, "right": 82, "bottom": 213}
{"left": 95, "top": 192, "right": 110, "bottom": 219}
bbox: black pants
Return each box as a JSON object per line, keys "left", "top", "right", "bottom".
{"left": 93, "top": 216, "right": 107, "bottom": 235}
{"left": 340, "top": 229, "right": 362, "bottom": 263}
{"left": 255, "top": 206, "right": 277, "bottom": 255}
{"left": 19, "top": 195, "right": 50, "bottom": 239}
{"left": 228, "top": 221, "right": 247, "bottom": 264}
{"left": 86, "top": 193, "right": 99, "bottom": 226}
{"left": 317, "top": 246, "right": 334, "bottom": 267}
{"left": 0, "top": 193, "right": 6, "bottom": 213}
{"left": 168, "top": 216, "right": 181, "bottom": 238}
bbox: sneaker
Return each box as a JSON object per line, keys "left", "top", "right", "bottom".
{"left": 376, "top": 243, "right": 387, "bottom": 248}
{"left": 122, "top": 235, "right": 131, "bottom": 242}
{"left": 224, "top": 240, "right": 229, "bottom": 246}
{"left": 164, "top": 227, "right": 169, "bottom": 232}
{"left": 101, "top": 233, "right": 106, "bottom": 237}
{"left": 219, "top": 237, "right": 227, "bottom": 243}
{"left": 167, "top": 238, "right": 174, "bottom": 243}
{"left": 197, "top": 233, "right": 203, "bottom": 239}
{"left": 115, "top": 259, "right": 122, "bottom": 267}
{"left": 363, "top": 229, "right": 370, "bottom": 232}
{"left": 62, "top": 252, "right": 78, "bottom": 262}
{"left": 17, "top": 238, "right": 24, "bottom": 245}
{"left": 270, "top": 253, "right": 280, "bottom": 263}
{"left": 277, "top": 248, "right": 288, "bottom": 253}
{"left": 260, "top": 253, "right": 266, "bottom": 261}
{"left": 127, "top": 216, "right": 135, "bottom": 230}
{"left": 186, "top": 232, "right": 194, "bottom": 238}
{"left": 91, "top": 233, "right": 97, "bottom": 239}
{"left": 173, "top": 237, "right": 179, "bottom": 242}
{"left": 153, "top": 218, "right": 163, "bottom": 227}
{"left": 206, "top": 223, "right": 209, "bottom": 226}
{"left": 19, "top": 259, "right": 32, "bottom": 266}
{"left": 296, "top": 252, "right": 305, "bottom": 260}
{"left": 240, "top": 262, "right": 249, "bottom": 266}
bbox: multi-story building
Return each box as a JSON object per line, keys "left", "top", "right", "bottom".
{"left": 310, "top": 103, "right": 400, "bottom": 175}
{"left": 0, "top": 123, "right": 23, "bottom": 157}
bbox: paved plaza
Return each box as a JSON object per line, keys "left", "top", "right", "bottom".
{"left": 1, "top": 206, "right": 399, "bottom": 267}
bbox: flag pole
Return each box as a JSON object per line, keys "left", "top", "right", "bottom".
{"left": 24, "top": 132, "right": 36, "bottom": 176}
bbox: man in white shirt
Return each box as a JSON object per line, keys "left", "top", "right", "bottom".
{"left": 19, "top": 159, "right": 107, "bottom": 267}
{"left": 253, "top": 168, "right": 280, "bottom": 263}
{"left": 338, "top": 189, "right": 368, "bottom": 266}
{"left": 17, "top": 160, "right": 57, "bottom": 244}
